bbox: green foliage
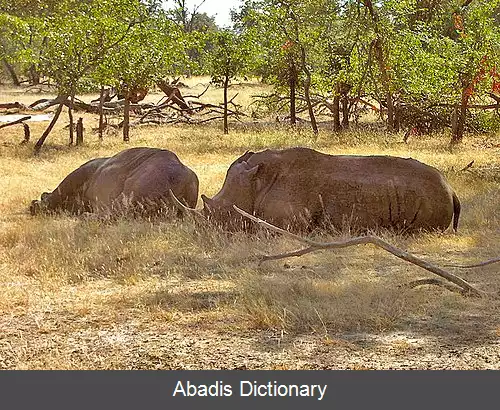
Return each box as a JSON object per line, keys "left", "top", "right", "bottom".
{"left": 1, "top": 0, "right": 499, "bottom": 134}
{"left": 205, "top": 28, "right": 259, "bottom": 85}
{"left": 95, "top": 13, "right": 188, "bottom": 90}
{"left": 39, "top": 0, "right": 152, "bottom": 93}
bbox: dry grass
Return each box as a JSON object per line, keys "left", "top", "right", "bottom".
{"left": 0, "top": 83, "right": 499, "bottom": 369}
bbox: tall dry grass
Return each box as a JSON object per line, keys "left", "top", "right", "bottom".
{"left": 0, "top": 84, "right": 499, "bottom": 369}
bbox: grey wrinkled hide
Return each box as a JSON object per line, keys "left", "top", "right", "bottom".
{"left": 202, "top": 147, "right": 460, "bottom": 233}
{"left": 30, "top": 147, "right": 199, "bottom": 217}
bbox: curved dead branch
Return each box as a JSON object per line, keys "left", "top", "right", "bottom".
{"left": 403, "top": 278, "right": 467, "bottom": 295}
{"left": 233, "top": 205, "right": 484, "bottom": 298}
{"left": 445, "top": 257, "right": 500, "bottom": 269}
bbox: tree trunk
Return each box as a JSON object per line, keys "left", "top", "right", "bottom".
{"left": 341, "top": 93, "right": 349, "bottom": 128}
{"left": 290, "top": 78, "right": 296, "bottom": 125}
{"left": 373, "top": 37, "right": 395, "bottom": 131}
{"left": 289, "top": 59, "right": 297, "bottom": 125}
{"left": 28, "top": 64, "right": 40, "bottom": 85}
{"left": 393, "top": 103, "right": 401, "bottom": 132}
{"left": 364, "top": 0, "right": 395, "bottom": 132}
{"left": 98, "top": 86, "right": 105, "bottom": 140}
{"left": 451, "top": 87, "right": 469, "bottom": 144}
{"left": 2, "top": 59, "right": 20, "bottom": 86}
{"left": 33, "top": 95, "right": 67, "bottom": 155}
{"left": 299, "top": 45, "right": 318, "bottom": 135}
{"left": 333, "top": 87, "right": 341, "bottom": 131}
{"left": 385, "top": 92, "right": 395, "bottom": 131}
{"left": 68, "top": 91, "right": 75, "bottom": 145}
{"left": 76, "top": 118, "right": 84, "bottom": 145}
{"left": 304, "top": 75, "right": 318, "bottom": 135}
{"left": 123, "top": 93, "right": 130, "bottom": 142}
{"left": 223, "top": 74, "right": 229, "bottom": 134}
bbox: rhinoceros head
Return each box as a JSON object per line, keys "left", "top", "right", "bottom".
{"left": 29, "top": 192, "right": 51, "bottom": 215}
{"left": 201, "top": 160, "right": 260, "bottom": 229}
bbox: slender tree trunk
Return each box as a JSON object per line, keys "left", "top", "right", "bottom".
{"left": 98, "top": 86, "right": 105, "bottom": 140}
{"left": 304, "top": 75, "right": 318, "bottom": 135}
{"left": 298, "top": 44, "right": 318, "bottom": 135}
{"left": 68, "top": 91, "right": 75, "bottom": 145}
{"left": 286, "top": 8, "right": 317, "bottom": 134}
{"left": 290, "top": 78, "right": 296, "bottom": 125}
{"left": 333, "top": 84, "right": 341, "bottom": 131}
{"left": 385, "top": 92, "right": 395, "bottom": 131}
{"left": 33, "top": 95, "right": 67, "bottom": 155}
{"left": 341, "top": 93, "right": 349, "bottom": 128}
{"left": 373, "top": 43, "right": 394, "bottom": 130}
{"left": 393, "top": 103, "right": 401, "bottom": 132}
{"left": 76, "top": 117, "right": 84, "bottom": 145}
{"left": 2, "top": 59, "right": 20, "bottom": 86}
{"left": 333, "top": 95, "right": 341, "bottom": 131}
{"left": 451, "top": 87, "right": 470, "bottom": 145}
{"left": 373, "top": 38, "right": 395, "bottom": 131}
{"left": 123, "top": 93, "right": 130, "bottom": 142}
{"left": 223, "top": 74, "right": 229, "bottom": 134}
{"left": 289, "top": 59, "right": 297, "bottom": 125}
{"left": 364, "top": 0, "right": 395, "bottom": 131}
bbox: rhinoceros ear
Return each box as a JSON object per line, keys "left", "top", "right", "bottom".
{"left": 237, "top": 151, "right": 255, "bottom": 164}
{"left": 41, "top": 192, "right": 50, "bottom": 201}
{"left": 243, "top": 164, "right": 260, "bottom": 179}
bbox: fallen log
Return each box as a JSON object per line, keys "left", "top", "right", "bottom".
{"left": 0, "top": 102, "right": 29, "bottom": 110}
{"left": 30, "top": 96, "right": 67, "bottom": 111}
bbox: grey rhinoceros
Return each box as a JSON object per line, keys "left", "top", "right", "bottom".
{"left": 30, "top": 147, "right": 199, "bottom": 217}
{"left": 174, "top": 147, "right": 461, "bottom": 233}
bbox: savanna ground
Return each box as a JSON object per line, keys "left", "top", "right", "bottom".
{"left": 0, "top": 79, "right": 499, "bottom": 369}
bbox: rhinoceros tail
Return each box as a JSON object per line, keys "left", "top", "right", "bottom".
{"left": 452, "top": 192, "right": 461, "bottom": 232}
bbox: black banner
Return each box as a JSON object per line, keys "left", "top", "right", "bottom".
{"left": 0, "top": 371, "right": 498, "bottom": 409}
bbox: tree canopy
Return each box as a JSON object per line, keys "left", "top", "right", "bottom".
{"left": 1, "top": 0, "right": 499, "bottom": 146}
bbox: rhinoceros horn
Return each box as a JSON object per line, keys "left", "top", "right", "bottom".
{"left": 168, "top": 189, "right": 204, "bottom": 218}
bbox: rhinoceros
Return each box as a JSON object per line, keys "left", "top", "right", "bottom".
{"left": 175, "top": 147, "right": 461, "bottom": 233}
{"left": 30, "top": 147, "right": 199, "bottom": 217}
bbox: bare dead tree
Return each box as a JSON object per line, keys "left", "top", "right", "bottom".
{"left": 233, "top": 205, "right": 486, "bottom": 298}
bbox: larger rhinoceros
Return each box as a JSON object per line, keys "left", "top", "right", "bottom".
{"left": 30, "top": 147, "right": 199, "bottom": 217}
{"left": 177, "top": 147, "right": 461, "bottom": 233}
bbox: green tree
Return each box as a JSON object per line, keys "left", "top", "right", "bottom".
{"left": 205, "top": 28, "right": 258, "bottom": 134}
{"left": 32, "top": 0, "right": 149, "bottom": 153}
{"left": 96, "top": 13, "right": 189, "bottom": 141}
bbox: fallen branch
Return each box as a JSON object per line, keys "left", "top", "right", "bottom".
{"left": 233, "top": 205, "right": 484, "bottom": 297}
{"left": 0, "top": 102, "right": 29, "bottom": 110}
{"left": 0, "top": 115, "right": 31, "bottom": 129}
{"left": 403, "top": 278, "right": 467, "bottom": 295}
{"left": 445, "top": 256, "right": 500, "bottom": 269}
